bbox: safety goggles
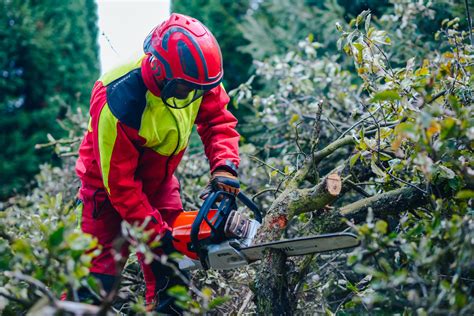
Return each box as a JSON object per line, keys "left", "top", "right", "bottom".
{"left": 160, "top": 79, "right": 208, "bottom": 109}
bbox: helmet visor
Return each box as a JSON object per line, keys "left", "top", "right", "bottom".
{"left": 161, "top": 80, "right": 206, "bottom": 109}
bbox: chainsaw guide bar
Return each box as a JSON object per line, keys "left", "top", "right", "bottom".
{"left": 178, "top": 232, "right": 359, "bottom": 271}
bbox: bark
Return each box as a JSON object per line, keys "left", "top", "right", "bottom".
{"left": 253, "top": 173, "right": 429, "bottom": 314}
{"left": 340, "top": 185, "right": 429, "bottom": 221}
{"left": 288, "top": 173, "right": 341, "bottom": 217}
{"left": 254, "top": 249, "right": 295, "bottom": 315}
{"left": 312, "top": 135, "right": 354, "bottom": 165}
{"left": 253, "top": 138, "right": 354, "bottom": 315}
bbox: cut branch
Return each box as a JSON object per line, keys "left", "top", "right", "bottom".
{"left": 340, "top": 186, "right": 428, "bottom": 221}
{"left": 288, "top": 173, "right": 342, "bottom": 217}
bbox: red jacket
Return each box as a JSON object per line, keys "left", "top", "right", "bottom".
{"left": 75, "top": 56, "right": 240, "bottom": 233}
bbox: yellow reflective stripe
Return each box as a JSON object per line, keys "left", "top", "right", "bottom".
{"left": 97, "top": 104, "right": 118, "bottom": 194}
{"left": 99, "top": 55, "right": 145, "bottom": 86}
{"left": 87, "top": 117, "right": 93, "bottom": 132}
{"left": 139, "top": 91, "right": 201, "bottom": 156}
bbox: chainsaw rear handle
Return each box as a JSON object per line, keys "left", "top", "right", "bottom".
{"left": 190, "top": 191, "right": 262, "bottom": 270}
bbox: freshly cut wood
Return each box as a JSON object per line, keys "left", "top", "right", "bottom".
{"left": 326, "top": 173, "right": 342, "bottom": 196}
{"left": 288, "top": 172, "right": 342, "bottom": 216}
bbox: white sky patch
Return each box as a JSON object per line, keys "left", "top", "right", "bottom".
{"left": 97, "top": 0, "right": 170, "bottom": 74}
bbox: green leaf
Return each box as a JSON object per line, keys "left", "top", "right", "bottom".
{"left": 365, "top": 13, "right": 371, "bottom": 33}
{"left": 346, "top": 281, "right": 359, "bottom": 293}
{"left": 375, "top": 220, "right": 388, "bottom": 234}
{"left": 167, "top": 285, "right": 191, "bottom": 302}
{"left": 353, "top": 43, "right": 364, "bottom": 52}
{"left": 209, "top": 296, "right": 230, "bottom": 310}
{"left": 371, "top": 160, "right": 386, "bottom": 178}
{"left": 202, "top": 287, "right": 212, "bottom": 298}
{"left": 371, "top": 90, "right": 401, "bottom": 103}
{"left": 436, "top": 165, "right": 456, "bottom": 180}
{"left": 455, "top": 190, "right": 474, "bottom": 200}
{"left": 356, "top": 10, "right": 370, "bottom": 27}
{"left": 350, "top": 152, "right": 361, "bottom": 168}
{"left": 48, "top": 226, "right": 65, "bottom": 248}
{"left": 394, "top": 122, "right": 417, "bottom": 138}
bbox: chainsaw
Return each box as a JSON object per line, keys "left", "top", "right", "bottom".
{"left": 170, "top": 190, "right": 359, "bottom": 271}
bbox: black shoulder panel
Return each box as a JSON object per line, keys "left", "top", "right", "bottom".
{"left": 105, "top": 68, "right": 147, "bottom": 130}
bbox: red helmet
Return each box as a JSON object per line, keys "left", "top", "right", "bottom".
{"left": 142, "top": 13, "right": 223, "bottom": 108}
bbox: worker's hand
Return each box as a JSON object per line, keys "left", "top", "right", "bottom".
{"left": 199, "top": 170, "right": 240, "bottom": 200}
{"left": 157, "top": 230, "right": 176, "bottom": 255}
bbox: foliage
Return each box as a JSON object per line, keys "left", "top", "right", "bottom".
{"left": 170, "top": 0, "right": 253, "bottom": 92}
{"left": 238, "top": 0, "right": 346, "bottom": 61}
{"left": 0, "top": 0, "right": 99, "bottom": 199}
{"left": 0, "top": 162, "right": 98, "bottom": 315}
{"left": 230, "top": 3, "right": 473, "bottom": 313}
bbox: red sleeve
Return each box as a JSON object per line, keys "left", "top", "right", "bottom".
{"left": 92, "top": 102, "right": 169, "bottom": 234}
{"left": 195, "top": 85, "right": 240, "bottom": 174}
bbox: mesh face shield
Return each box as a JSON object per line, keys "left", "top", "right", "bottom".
{"left": 160, "top": 79, "right": 224, "bottom": 109}
{"left": 160, "top": 79, "right": 208, "bottom": 109}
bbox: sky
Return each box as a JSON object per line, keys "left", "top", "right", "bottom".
{"left": 96, "top": 0, "right": 170, "bottom": 73}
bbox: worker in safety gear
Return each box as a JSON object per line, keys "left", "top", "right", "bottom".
{"left": 75, "top": 13, "right": 240, "bottom": 314}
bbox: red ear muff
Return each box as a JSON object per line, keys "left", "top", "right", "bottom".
{"left": 149, "top": 55, "right": 165, "bottom": 82}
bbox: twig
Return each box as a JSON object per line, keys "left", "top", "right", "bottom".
{"left": 5, "top": 271, "right": 58, "bottom": 306}
{"left": 35, "top": 138, "right": 82, "bottom": 150}
{"left": 59, "top": 152, "right": 79, "bottom": 157}
{"left": 380, "top": 164, "right": 428, "bottom": 195}
{"left": 0, "top": 291, "right": 32, "bottom": 307}
{"left": 337, "top": 105, "right": 382, "bottom": 139}
{"left": 237, "top": 291, "right": 253, "bottom": 315}
{"left": 248, "top": 155, "right": 286, "bottom": 176}
{"left": 465, "top": 0, "right": 473, "bottom": 46}
{"left": 294, "top": 122, "right": 307, "bottom": 159}
{"left": 252, "top": 188, "right": 282, "bottom": 202}
{"left": 310, "top": 100, "right": 324, "bottom": 155}
{"left": 345, "top": 179, "right": 372, "bottom": 197}
{"left": 360, "top": 102, "right": 381, "bottom": 164}
{"left": 312, "top": 135, "right": 354, "bottom": 165}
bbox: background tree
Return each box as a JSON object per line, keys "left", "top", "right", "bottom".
{"left": 171, "top": 0, "right": 252, "bottom": 92}
{"left": 0, "top": 0, "right": 99, "bottom": 199}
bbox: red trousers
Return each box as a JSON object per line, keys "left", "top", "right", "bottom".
{"left": 79, "top": 176, "right": 183, "bottom": 306}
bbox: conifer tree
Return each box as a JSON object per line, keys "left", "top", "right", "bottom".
{"left": 0, "top": 0, "right": 99, "bottom": 199}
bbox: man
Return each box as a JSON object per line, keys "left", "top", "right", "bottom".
{"left": 75, "top": 13, "right": 240, "bottom": 313}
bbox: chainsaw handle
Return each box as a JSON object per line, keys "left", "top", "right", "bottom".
{"left": 191, "top": 190, "right": 232, "bottom": 270}
{"left": 237, "top": 192, "right": 262, "bottom": 223}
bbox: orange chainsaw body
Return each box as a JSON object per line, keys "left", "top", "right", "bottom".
{"left": 171, "top": 209, "right": 218, "bottom": 260}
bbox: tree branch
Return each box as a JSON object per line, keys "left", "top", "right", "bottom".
{"left": 312, "top": 135, "right": 354, "bottom": 166}
{"left": 340, "top": 186, "right": 428, "bottom": 221}
{"left": 288, "top": 173, "right": 342, "bottom": 217}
